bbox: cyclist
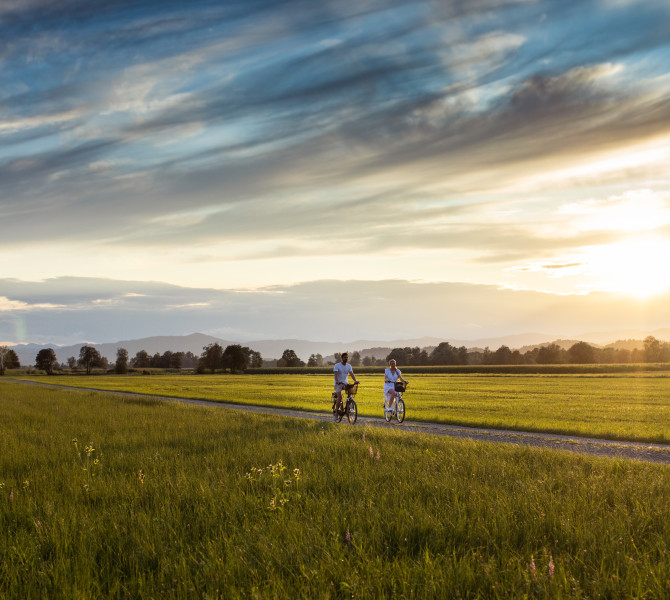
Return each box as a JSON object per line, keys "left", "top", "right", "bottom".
{"left": 384, "top": 359, "right": 407, "bottom": 415}
{"left": 333, "top": 352, "right": 358, "bottom": 419}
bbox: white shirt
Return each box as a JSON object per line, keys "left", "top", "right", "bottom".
{"left": 333, "top": 362, "right": 353, "bottom": 384}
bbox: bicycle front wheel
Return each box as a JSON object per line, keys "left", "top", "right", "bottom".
{"left": 347, "top": 399, "right": 358, "bottom": 424}
{"left": 396, "top": 398, "right": 405, "bottom": 423}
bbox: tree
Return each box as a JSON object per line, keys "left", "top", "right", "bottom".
{"left": 67, "top": 356, "right": 77, "bottom": 369}
{"left": 644, "top": 336, "right": 662, "bottom": 363}
{"left": 535, "top": 344, "right": 565, "bottom": 364}
{"left": 115, "top": 348, "right": 129, "bottom": 374}
{"left": 247, "top": 349, "right": 263, "bottom": 369}
{"left": 567, "top": 341, "right": 595, "bottom": 364}
{"left": 132, "top": 350, "right": 150, "bottom": 368}
{"left": 307, "top": 353, "right": 323, "bottom": 367}
{"left": 78, "top": 345, "right": 103, "bottom": 375}
{"left": 278, "top": 349, "right": 303, "bottom": 368}
{"left": 430, "top": 342, "right": 468, "bottom": 365}
{"left": 35, "top": 348, "right": 58, "bottom": 375}
{"left": 200, "top": 343, "right": 223, "bottom": 373}
{"left": 169, "top": 352, "right": 184, "bottom": 370}
{"left": 182, "top": 351, "right": 198, "bottom": 369}
{"left": 222, "top": 345, "right": 248, "bottom": 372}
{"left": 493, "top": 345, "right": 513, "bottom": 365}
{"left": 351, "top": 351, "right": 361, "bottom": 367}
{"left": 0, "top": 346, "right": 20, "bottom": 375}
{"left": 386, "top": 348, "right": 409, "bottom": 365}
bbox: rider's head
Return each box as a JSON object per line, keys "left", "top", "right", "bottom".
{"left": 389, "top": 359, "right": 397, "bottom": 368}
{"left": 341, "top": 353, "right": 349, "bottom": 364}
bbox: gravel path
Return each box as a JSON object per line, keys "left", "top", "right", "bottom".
{"left": 6, "top": 379, "right": 670, "bottom": 465}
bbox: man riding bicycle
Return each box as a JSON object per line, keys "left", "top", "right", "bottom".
{"left": 333, "top": 352, "right": 358, "bottom": 419}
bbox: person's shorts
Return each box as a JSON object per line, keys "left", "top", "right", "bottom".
{"left": 334, "top": 383, "right": 346, "bottom": 393}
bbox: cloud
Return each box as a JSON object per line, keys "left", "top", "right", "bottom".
{"left": 0, "top": 296, "right": 66, "bottom": 312}
{"left": 2, "top": 0, "right": 670, "bottom": 301}
{"left": 1, "top": 277, "right": 669, "bottom": 346}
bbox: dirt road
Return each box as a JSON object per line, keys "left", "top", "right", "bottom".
{"left": 6, "top": 379, "right": 670, "bottom": 465}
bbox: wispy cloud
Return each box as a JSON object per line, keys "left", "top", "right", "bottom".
{"left": 2, "top": 0, "right": 670, "bottom": 342}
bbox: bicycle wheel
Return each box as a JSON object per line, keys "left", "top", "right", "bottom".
{"left": 396, "top": 398, "right": 405, "bottom": 423}
{"left": 384, "top": 403, "right": 393, "bottom": 423}
{"left": 347, "top": 399, "right": 358, "bottom": 424}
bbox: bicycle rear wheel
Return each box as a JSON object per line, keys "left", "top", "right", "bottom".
{"left": 347, "top": 399, "right": 358, "bottom": 424}
{"left": 396, "top": 398, "right": 405, "bottom": 423}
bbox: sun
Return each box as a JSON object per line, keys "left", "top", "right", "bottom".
{"left": 584, "top": 238, "right": 670, "bottom": 299}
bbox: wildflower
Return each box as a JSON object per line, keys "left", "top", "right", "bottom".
{"left": 362, "top": 432, "right": 366, "bottom": 443}
{"left": 548, "top": 557, "right": 555, "bottom": 579}
{"left": 138, "top": 469, "right": 146, "bottom": 486}
{"left": 529, "top": 556, "right": 536, "bottom": 578}
{"left": 293, "top": 468, "right": 300, "bottom": 480}
{"left": 345, "top": 528, "right": 351, "bottom": 544}
{"left": 376, "top": 450, "right": 381, "bottom": 461}
{"left": 268, "top": 498, "right": 276, "bottom": 510}
{"left": 369, "top": 446, "right": 374, "bottom": 459}
{"left": 9, "top": 490, "right": 13, "bottom": 504}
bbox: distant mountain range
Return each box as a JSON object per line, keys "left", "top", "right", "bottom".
{"left": 8, "top": 329, "right": 670, "bottom": 366}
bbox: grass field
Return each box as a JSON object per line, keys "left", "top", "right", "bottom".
{"left": 14, "top": 371, "right": 670, "bottom": 443}
{"left": 2, "top": 380, "right": 670, "bottom": 599}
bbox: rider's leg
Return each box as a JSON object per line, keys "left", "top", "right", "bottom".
{"left": 334, "top": 389, "right": 344, "bottom": 414}
{"left": 385, "top": 390, "right": 396, "bottom": 411}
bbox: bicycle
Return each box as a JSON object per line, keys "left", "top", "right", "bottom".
{"left": 331, "top": 382, "right": 359, "bottom": 424}
{"left": 384, "top": 380, "right": 407, "bottom": 423}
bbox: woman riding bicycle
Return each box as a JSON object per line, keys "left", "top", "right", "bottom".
{"left": 384, "top": 359, "right": 407, "bottom": 415}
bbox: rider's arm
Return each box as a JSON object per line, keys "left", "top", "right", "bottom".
{"left": 350, "top": 368, "right": 358, "bottom": 383}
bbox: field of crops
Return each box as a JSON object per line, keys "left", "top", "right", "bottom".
{"left": 15, "top": 371, "right": 670, "bottom": 443}
{"left": 2, "top": 380, "right": 670, "bottom": 598}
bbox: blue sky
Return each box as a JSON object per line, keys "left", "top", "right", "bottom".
{"left": 2, "top": 0, "right": 670, "bottom": 345}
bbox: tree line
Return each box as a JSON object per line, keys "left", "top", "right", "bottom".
{"left": 26, "top": 343, "right": 263, "bottom": 375}
{"left": 3, "top": 335, "right": 670, "bottom": 377}
{"left": 381, "top": 337, "right": 670, "bottom": 366}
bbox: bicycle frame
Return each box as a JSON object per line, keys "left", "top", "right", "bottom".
{"left": 384, "top": 381, "right": 407, "bottom": 423}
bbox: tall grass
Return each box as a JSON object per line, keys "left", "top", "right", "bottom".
{"left": 2, "top": 380, "right": 670, "bottom": 598}
{"left": 15, "top": 372, "right": 670, "bottom": 443}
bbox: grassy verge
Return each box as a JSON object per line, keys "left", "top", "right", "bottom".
{"left": 2, "top": 381, "right": 670, "bottom": 598}
{"left": 11, "top": 372, "right": 670, "bottom": 443}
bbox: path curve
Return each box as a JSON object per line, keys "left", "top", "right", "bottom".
{"left": 6, "top": 379, "right": 670, "bottom": 465}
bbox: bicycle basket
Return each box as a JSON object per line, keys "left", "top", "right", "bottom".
{"left": 345, "top": 382, "right": 359, "bottom": 395}
{"left": 394, "top": 381, "right": 407, "bottom": 393}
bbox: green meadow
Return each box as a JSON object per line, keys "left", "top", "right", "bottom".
{"left": 2, "top": 380, "right": 670, "bottom": 599}
{"left": 16, "top": 371, "right": 670, "bottom": 443}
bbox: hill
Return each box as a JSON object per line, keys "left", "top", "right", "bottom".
{"left": 9, "top": 328, "right": 670, "bottom": 367}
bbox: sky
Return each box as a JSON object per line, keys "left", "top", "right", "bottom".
{"left": 2, "top": 0, "right": 670, "bottom": 346}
